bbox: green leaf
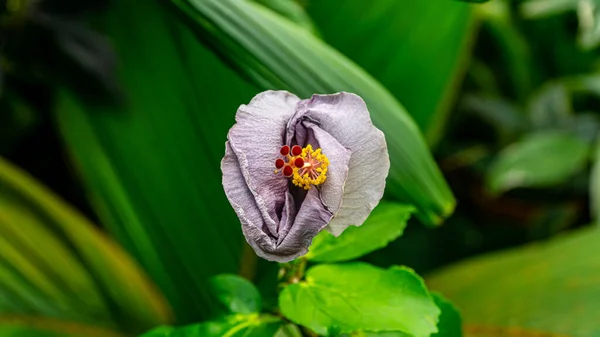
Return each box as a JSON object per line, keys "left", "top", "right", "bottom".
{"left": 339, "top": 294, "right": 461, "bottom": 337}
{"left": 486, "top": 131, "right": 590, "bottom": 194}
{"left": 209, "top": 275, "right": 261, "bottom": 315}
{"left": 431, "top": 293, "right": 462, "bottom": 337}
{"left": 427, "top": 226, "right": 600, "bottom": 335}
{"left": 170, "top": 0, "right": 456, "bottom": 226}
{"left": 0, "top": 316, "right": 123, "bottom": 337}
{"left": 54, "top": 0, "right": 259, "bottom": 322}
{"left": 306, "top": 203, "right": 414, "bottom": 263}
{"left": 0, "top": 156, "right": 171, "bottom": 333}
{"left": 140, "top": 314, "right": 282, "bottom": 337}
{"left": 278, "top": 263, "right": 440, "bottom": 336}
{"left": 252, "top": 0, "right": 318, "bottom": 34}
{"left": 305, "top": 0, "right": 476, "bottom": 145}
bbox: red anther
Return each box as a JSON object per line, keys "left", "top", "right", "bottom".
{"left": 291, "top": 145, "right": 302, "bottom": 156}
{"left": 294, "top": 157, "right": 305, "bottom": 168}
{"left": 280, "top": 145, "right": 290, "bottom": 156}
{"left": 283, "top": 165, "right": 294, "bottom": 177}
{"left": 275, "top": 158, "right": 285, "bottom": 169}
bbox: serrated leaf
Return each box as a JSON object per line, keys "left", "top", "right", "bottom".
{"left": 209, "top": 275, "right": 261, "bottom": 315}
{"left": 0, "top": 156, "right": 171, "bottom": 333}
{"left": 486, "top": 131, "right": 590, "bottom": 193}
{"left": 278, "top": 263, "right": 439, "bottom": 337}
{"left": 306, "top": 203, "right": 414, "bottom": 263}
{"left": 170, "top": 0, "right": 456, "bottom": 226}
{"left": 54, "top": 0, "right": 259, "bottom": 323}
{"left": 140, "top": 314, "right": 282, "bottom": 337}
{"left": 427, "top": 226, "right": 600, "bottom": 336}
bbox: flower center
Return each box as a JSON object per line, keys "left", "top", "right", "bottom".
{"left": 274, "top": 144, "right": 329, "bottom": 190}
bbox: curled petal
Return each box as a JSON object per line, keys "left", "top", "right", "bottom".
{"left": 297, "top": 92, "right": 389, "bottom": 236}
{"left": 274, "top": 189, "right": 333, "bottom": 261}
{"left": 303, "top": 122, "right": 351, "bottom": 215}
{"left": 227, "top": 90, "right": 300, "bottom": 237}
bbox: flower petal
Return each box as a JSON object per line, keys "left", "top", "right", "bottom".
{"left": 275, "top": 188, "right": 333, "bottom": 260}
{"left": 223, "top": 142, "right": 321, "bottom": 262}
{"left": 222, "top": 142, "right": 274, "bottom": 248}
{"left": 299, "top": 92, "right": 390, "bottom": 236}
{"left": 227, "top": 90, "right": 300, "bottom": 236}
{"left": 304, "top": 122, "right": 352, "bottom": 214}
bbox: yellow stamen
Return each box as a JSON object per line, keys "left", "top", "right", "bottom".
{"left": 291, "top": 144, "right": 329, "bottom": 190}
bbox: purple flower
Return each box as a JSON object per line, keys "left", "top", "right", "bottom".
{"left": 221, "top": 91, "right": 389, "bottom": 262}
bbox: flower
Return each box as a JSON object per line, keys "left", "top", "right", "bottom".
{"left": 221, "top": 91, "right": 389, "bottom": 262}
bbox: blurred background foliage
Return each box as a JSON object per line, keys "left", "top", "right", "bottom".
{"left": 2, "top": 0, "right": 600, "bottom": 335}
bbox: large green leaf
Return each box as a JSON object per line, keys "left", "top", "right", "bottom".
{"left": 170, "top": 0, "right": 456, "bottom": 226}
{"left": 427, "top": 226, "right": 600, "bottom": 336}
{"left": 306, "top": 203, "right": 414, "bottom": 263}
{"left": 54, "top": 0, "right": 259, "bottom": 323}
{"left": 486, "top": 131, "right": 590, "bottom": 193}
{"left": 279, "top": 263, "right": 440, "bottom": 336}
{"left": 0, "top": 157, "right": 171, "bottom": 333}
{"left": 305, "top": 0, "right": 475, "bottom": 145}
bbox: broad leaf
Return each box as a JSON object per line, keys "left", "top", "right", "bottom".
{"left": 486, "top": 131, "right": 590, "bottom": 193}
{"left": 343, "top": 294, "right": 461, "bottom": 337}
{"left": 306, "top": 203, "right": 414, "bottom": 263}
{"left": 54, "top": 0, "right": 259, "bottom": 322}
{"left": 428, "top": 226, "right": 600, "bottom": 336}
{"left": 170, "top": 0, "right": 456, "bottom": 226}
{"left": 252, "top": 0, "right": 318, "bottom": 34}
{"left": 209, "top": 275, "right": 261, "bottom": 315}
{"left": 0, "top": 157, "right": 171, "bottom": 333}
{"left": 278, "top": 263, "right": 439, "bottom": 336}
{"left": 140, "top": 314, "right": 282, "bottom": 337}
{"left": 305, "top": 0, "right": 475, "bottom": 145}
